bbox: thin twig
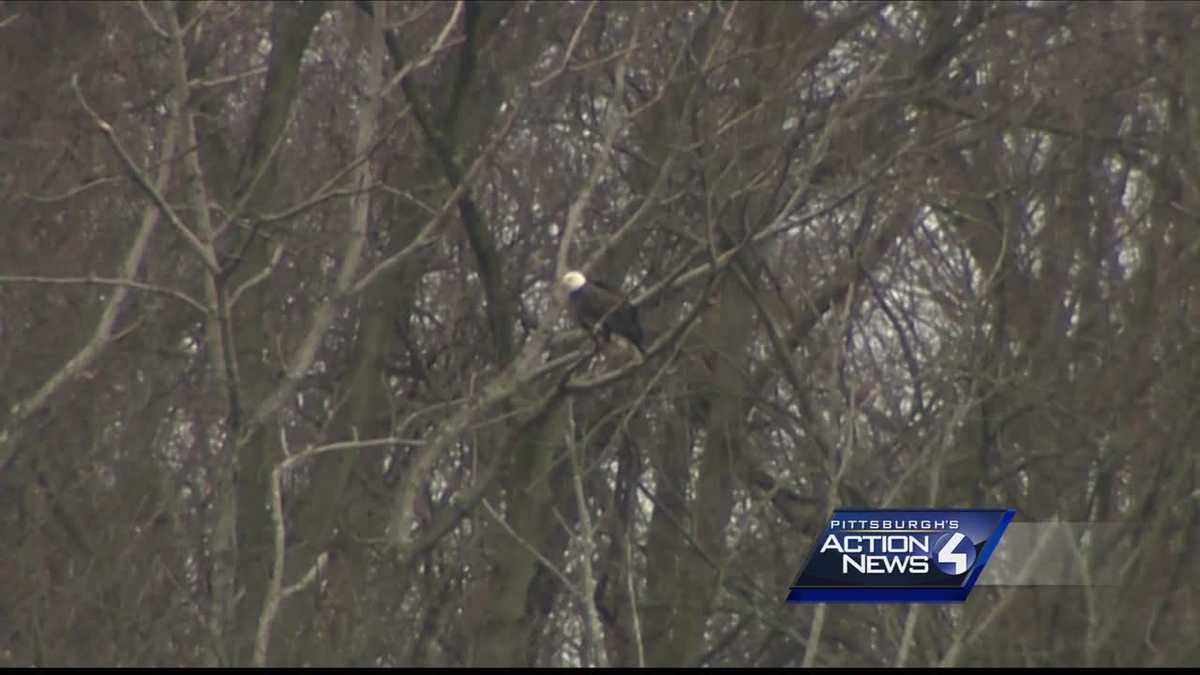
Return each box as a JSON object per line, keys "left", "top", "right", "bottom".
{"left": 0, "top": 275, "right": 206, "bottom": 314}
{"left": 179, "top": 0, "right": 212, "bottom": 36}
{"left": 71, "top": 73, "right": 220, "bottom": 274}
{"left": 191, "top": 66, "right": 268, "bottom": 89}
{"left": 481, "top": 499, "right": 583, "bottom": 602}
{"left": 213, "top": 120, "right": 290, "bottom": 243}
{"left": 20, "top": 176, "right": 121, "bottom": 203}
{"left": 137, "top": 1, "right": 169, "bottom": 38}
{"left": 555, "top": 21, "right": 635, "bottom": 279}
{"left": 229, "top": 243, "right": 285, "bottom": 308}
{"left": 253, "top": 424, "right": 330, "bottom": 666}
{"left": 532, "top": 1, "right": 597, "bottom": 88}
{"left": 350, "top": 105, "right": 522, "bottom": 295}
{"left": 378, "top": 2, "right": 464, "bottom": 100}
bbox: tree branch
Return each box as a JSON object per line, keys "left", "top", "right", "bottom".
{"left": 237, "top": 0, "right": 385, "bottom": 445}
{"left": 1, "top": 91, "right": 180, "bottom": 476}
{"left": 71, "top": 73, "right": 221, "bottom": 275}
{"left": 568, "top": 398, "right": 608, "bottom": 667}
{"left": 556, "top": 20, "right": 636, "bottom": 279}
{"left": 0, "top": 275, "right": 207, "bottom": 314}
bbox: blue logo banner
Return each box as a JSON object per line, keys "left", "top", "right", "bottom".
{"left": 787, "top": 509, "right": 1016, "bottom": 603}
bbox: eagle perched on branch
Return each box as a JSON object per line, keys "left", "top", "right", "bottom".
{"left": 561, "top": 270, "right": 646, "bottom": 355}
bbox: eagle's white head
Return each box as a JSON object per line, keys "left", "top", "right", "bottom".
{"left": 561, "top": 270, "right": 587, "bottom": 292}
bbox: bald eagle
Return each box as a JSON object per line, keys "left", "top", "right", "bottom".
{"left": 561, "top": 270, "right": 646, "bottom": 355}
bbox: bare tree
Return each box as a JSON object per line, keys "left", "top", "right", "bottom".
{"left": 1, "top": 1, "right": 1197, "bottom": 667}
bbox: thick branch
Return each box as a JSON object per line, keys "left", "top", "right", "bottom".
{"left": 238, "top": 0, "right": 384, "bottom": 445}
{"left": 381, "top": 1, "right": 515, "bottom": 362}
{"left": 0, "top": 95, "right": 179, "bottom": 475}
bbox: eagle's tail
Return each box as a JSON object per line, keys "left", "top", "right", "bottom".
{"left": 629, "top": 330, "right": 647, "bottom": 356}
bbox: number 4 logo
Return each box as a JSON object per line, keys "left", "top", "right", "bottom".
{"left": 936, "top": 532, "right": 977, "bottom": 576}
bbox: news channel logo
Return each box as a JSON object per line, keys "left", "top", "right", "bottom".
{"left": 787, "top": 509, "right": 1016, "bottom": 603}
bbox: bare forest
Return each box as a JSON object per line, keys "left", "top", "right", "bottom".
{"left": 2, "top": 0, "right": 1198, "bottom": 667}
